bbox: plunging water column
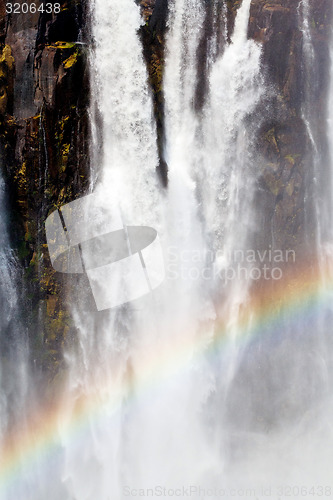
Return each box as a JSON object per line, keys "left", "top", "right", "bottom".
{"left": 59, "top": 0, "right": 269, "bottom": 496}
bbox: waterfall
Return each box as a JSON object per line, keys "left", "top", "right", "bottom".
{"left": 299, "top": 0, "right": 332, "bottom": 257}
{"left": 0, "top": 167, "right": 31, "bottom": 500}
{"left": 57, "top": 0, "right": 269, "bottom": 496}
{"left": 330, "top": 25, "right": 333, "bottom": 218}
{"left": 164, "top": 0, "right": 265, "bottom": 470}
{"left": 2, "top": 0, "right": 333, "bottom": 498}
{"left": 0, "top": 174, "right": 19, "bottom": 441}
{"left": 299, "top": 0, "right": 322, "bottom": 254}
{"left": 59, "top": 1, "right": 165, "bottom": 498}
{"left": 298, "top": 0, "right": 333, "bottom": 402}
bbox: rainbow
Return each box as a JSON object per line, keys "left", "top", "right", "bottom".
{"left": 0, "top": 253, "right": 332, "bottom": 498}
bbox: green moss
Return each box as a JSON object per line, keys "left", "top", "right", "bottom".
{"left": 265, "top": 128, "right": 279, "bottom": 154}
{"left": 18, "top": 241, "right": 30, "bottom": 259}
{"left": 284, "top": 154, "right": 301, "bottom": 169}
{"left": 284, "top": 155, "right": 296, "bottom": 165}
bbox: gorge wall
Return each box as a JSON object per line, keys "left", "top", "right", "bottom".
{"left": 0, "top": 0, "right": 332, "bottom": 384}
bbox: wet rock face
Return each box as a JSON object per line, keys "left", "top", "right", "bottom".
{"left": 248, "top": 0, "right": 332, "bottom": 254}
{"left": 1, "top": 0, "right": 89, "bottom": 377}
{"left": 249, "top": 0, "right": 332, "bottom": 107}
{"left": 0, "top": 46, "right": 14, "bottom": 116}
{"left": 47, "top": 10, "right": 80, "bottom": 42}
{"left": 0, "top": 4, "right": 7, "bottom": 44}
{"left": 149, "top": 0, "right": 168, "bottom": 34}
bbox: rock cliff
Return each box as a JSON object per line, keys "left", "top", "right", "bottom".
{"left": 0, "top": 0, "right": 89, "bottom": 378}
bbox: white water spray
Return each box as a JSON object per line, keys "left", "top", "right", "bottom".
{"left": 2, "top": 0, "right": 333, "bottom": 498}
{"left": 0, "top": 171, "right": 32, "bottom": 500}
{"left": 60, "top": 0, "right": 268, "bottom": 496}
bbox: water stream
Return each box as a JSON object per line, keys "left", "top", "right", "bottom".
{"left": 1, "top": 0, "right": 333, "bottom": 498}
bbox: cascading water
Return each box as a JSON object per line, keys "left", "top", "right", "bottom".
{"left": 0, "top": 174, "right": 19, "bottom": 441}
{"left": 201, "top": 0, "right": 264, "bottom": 394}
{"left": 163, "top": 0, "right": 265, "bottom": 480}
{"left": 0, "top": 169, "right": 31, "bottom": 500}
{"left": 2, "top": 0, "right": 333, "bottom": 498}
{"left": 213, "top": 1, "right": 333, "bottom": 488}
{"left": 60, "top": 0, "right": 215, "bottom": 494}
{"left": 299, "top": 0, "right": 325, "bottom": 255}
{"left": 58, "top": 0, "right": 266, "bottom": 496}
{"left": 46, "top": 0, "right": 333, "bottom": 495}
{"left": 59, "top": 0, "right": 163, "bottom": 497}
{"left": 298, "top": 0, "right": 333, "bottom": 405}
{"left": 330, "top": 21, "right": 333, "bottom": 222}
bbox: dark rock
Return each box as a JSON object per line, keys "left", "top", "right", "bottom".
{"left": 1, "top": 0, "right": 88, "bottom": 381}
{"left": 48, "top": 11, "right": 79, "bottom": 43}
{"left": 149, "top": 0, "right": 168, "bottom": 35}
